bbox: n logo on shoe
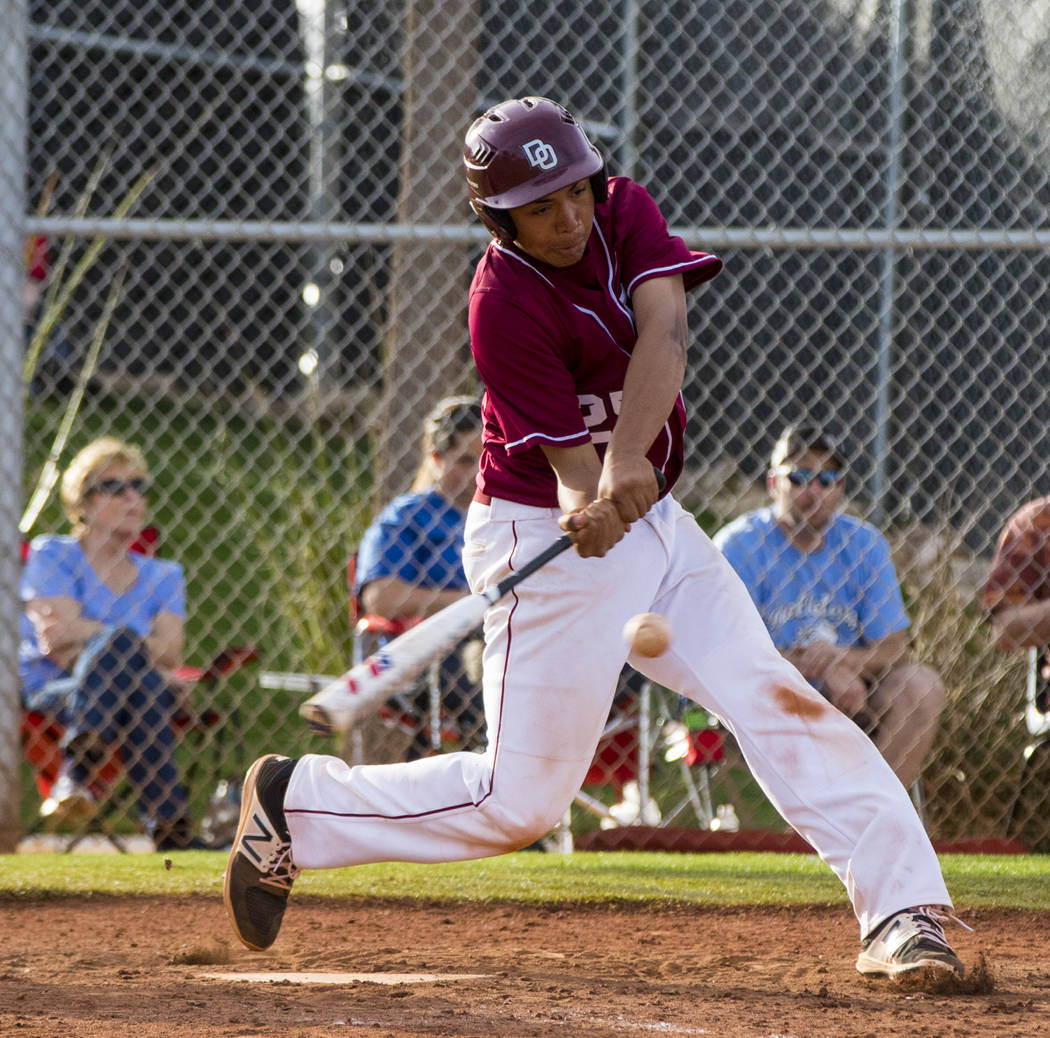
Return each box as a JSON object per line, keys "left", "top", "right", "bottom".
{"left": 242, "top": 810, "right": 273, "bottom": 865}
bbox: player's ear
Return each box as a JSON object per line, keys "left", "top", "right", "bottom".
{"left": 765, "top": 470, "right": 776, "bottom": 496}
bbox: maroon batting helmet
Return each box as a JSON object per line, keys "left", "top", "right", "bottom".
{"left": 463, "top": 96, "right": 608, "bottom": 243}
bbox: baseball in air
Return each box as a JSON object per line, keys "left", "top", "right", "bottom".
{"left": 623, "top": 612, "right": 672, "bottom": 657}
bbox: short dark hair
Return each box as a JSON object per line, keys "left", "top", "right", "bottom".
{"left": 424, "top": 396, "right": 483, "bottom": 455}
{"left": 770, "top": 424, "right": 846, "bottom": 470}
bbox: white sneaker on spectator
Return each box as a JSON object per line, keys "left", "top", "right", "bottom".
{"left": 39, "top": 769, "right": 98, "bottom": 825}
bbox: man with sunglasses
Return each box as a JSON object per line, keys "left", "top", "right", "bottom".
{"left": 714, "top": 424, "right": 945, "bottom": 790}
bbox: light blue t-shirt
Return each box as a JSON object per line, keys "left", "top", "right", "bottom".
{"left": 712, "top": 507, "right": 908, "bottom": 650}
{"left": 355, "top": 488, "right": 468, "bottom": 594}
{"left": 20, "top": 534, "right": 186, "bottom": 696}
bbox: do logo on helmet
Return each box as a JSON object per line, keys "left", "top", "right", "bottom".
{"left": 522, "top": 138, "right": 558, "bottom": 170}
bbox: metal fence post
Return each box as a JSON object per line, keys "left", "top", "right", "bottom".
{"left": 0, "top": 0, "right": 27, "bottom": 853}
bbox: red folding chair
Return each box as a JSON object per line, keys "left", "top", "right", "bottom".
{"left": 345, "top": 554, "right": 457, "bottom": 756}
{"left": 660, "top": 711, "right": 730, "bottom": 829}
{"left": 575, "top": 683, "right": 734, "bottom": 832}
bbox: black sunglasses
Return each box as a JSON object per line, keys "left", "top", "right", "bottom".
{"left": 90, "top": 477, "right": 151, "bottom": 497}
{"left": 783, "top": 468, "right": 844, "bottom": 488}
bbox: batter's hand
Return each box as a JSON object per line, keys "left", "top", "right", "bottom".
{"left": 598, "top": 454, "right": 662, "bottom": 524}
{"left": 559, "top": 498, "right": 628, "bottom": 558}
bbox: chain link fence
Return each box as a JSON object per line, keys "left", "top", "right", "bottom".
{"left": 10, "top": 0, "right": 1050, "bottom": 851}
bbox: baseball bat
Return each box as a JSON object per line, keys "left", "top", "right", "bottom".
{"left": 299, "top": 533, "right": 573, "bottom": 736}
{"left": 300, "top": 469, "right": 666, "bottom": 737}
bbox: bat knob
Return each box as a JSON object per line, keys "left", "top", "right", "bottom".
{"left": 299, "top": 702, "right": 335, "bottom": 737}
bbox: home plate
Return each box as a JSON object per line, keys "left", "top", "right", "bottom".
{"left": 201, "top": 971, "right": 489, "bottom": 985}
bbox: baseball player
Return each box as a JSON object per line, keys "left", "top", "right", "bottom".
{"left": 225, "top": 96, "right": 965, "bottom": 978}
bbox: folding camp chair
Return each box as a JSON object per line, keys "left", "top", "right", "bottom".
{"left": 341, "top": 554, "right": 475, "bottom": 765}
{"left": 657, "top": 695, "right": 733, "bottom": 830}
{"left": 1004, "top": 645, "right": 1050, "bottom": 846}
{"left": 574, "top": 681, "right": 736, "bottom": 832}
{"left": 572, "top": 672, "right": 659, "bottom": 828}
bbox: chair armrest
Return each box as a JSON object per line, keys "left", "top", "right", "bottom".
{"left": 172, "top": 708, "right": 225, "bottom": 732}
{"left": 174, "top": 644, "right": 260, "bottom": 685}
{"left": 259, "top": 671, "right": 340, "bottom": 693}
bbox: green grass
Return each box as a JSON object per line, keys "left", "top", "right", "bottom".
{"left": 2, "top": 851, "right": 1048, "bottom": 911}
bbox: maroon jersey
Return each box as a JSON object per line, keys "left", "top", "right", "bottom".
{"left": 468, "top": 176, "right": 722, "bottom": 507}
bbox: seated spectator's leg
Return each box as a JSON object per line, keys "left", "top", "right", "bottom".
{"left": 441, "top": 638, "right": 487, "bottom": 751}
{"left": 122, "top": 675, "right": 192, "bottom": 839}
{"left": 866, "top": 664, "right": 946, "bottom": 789}
{"left": 23, "top": 677, "right": 77, "bottom": 721}
{"left": 24, "top": 676, "right": 99, "bottom": 821}
{"left": 59, "top": 627, "right": 135, "bottom": 784}
{"left": 66, "top": 627, "right": 191, "bottom": 835}
{"left": 402, "top": 684, "right": 434, "bottom": 761}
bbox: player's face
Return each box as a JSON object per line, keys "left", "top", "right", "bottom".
{"left": 509, "top": 179, "right": 595, "bottom": 267}
{"left": 770, "top": 450, "right": 845, "bottom": 535}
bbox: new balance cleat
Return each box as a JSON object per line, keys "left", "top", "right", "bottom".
{"left": 223, "top": 754, "right": 300, "bottom": 951}
{"left": 857, "top": 906, "right": 967, "bottom": 978}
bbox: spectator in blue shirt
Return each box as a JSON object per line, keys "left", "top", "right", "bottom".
{"left": 713, "top": 425, "right": 945, "bottom": 788}
{"left": 21, "top": 436, "right": 205, "bottom": 849}
{"left": 355, "top": 396, "right": 485, "bottom": 759}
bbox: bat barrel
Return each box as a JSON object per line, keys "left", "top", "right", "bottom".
{"left": 299, "top": 701, "right": 337, "bottom": 737}
{"left": 297, "top": 592, "right": 490, "bottom": 736}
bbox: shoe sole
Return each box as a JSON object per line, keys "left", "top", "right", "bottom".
{"left": 856, "top": 952, "right": 963, "bottom": 977}
{"left": 222, "top": 753, "right": 283, "bottom": 951}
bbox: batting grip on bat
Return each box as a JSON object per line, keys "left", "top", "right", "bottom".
{"left": 299, "top": 468, "right": 666, "bottom": 737}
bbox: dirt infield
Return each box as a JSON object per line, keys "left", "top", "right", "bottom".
{"left": 0, "top": 896, "right": 1045, "bottom": 1037}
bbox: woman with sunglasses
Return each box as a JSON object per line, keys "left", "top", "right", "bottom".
{"left": 20, "top": 436, "right": 203, "bottom": 849}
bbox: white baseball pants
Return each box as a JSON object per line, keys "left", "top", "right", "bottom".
{"left": 285, "top": 494, "right": 951, "bottom": 937}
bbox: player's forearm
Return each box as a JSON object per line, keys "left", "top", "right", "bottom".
{"left": 543, "top": 443, "right": 626, "bottom": 557}
{"left": 608, "top": 342, "right": 684, "bottom": 461}
{"left": 607, "top": 292, "right": 687, "bottom": 463}
{"left": 541, "top": 443, "right": 603, "bottom": 513}
{"left": 989, "top": 600, "right": 1050, "bottom": 650}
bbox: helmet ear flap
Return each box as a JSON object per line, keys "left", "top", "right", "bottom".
{"left": 470, "top": 170, "right": 604, "bottom": 245}
{"left": 470, "top": 199, "right": 516, "bottom": 243}
{"left": 590, "top": 164, "right": 608, "bottom": 204}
